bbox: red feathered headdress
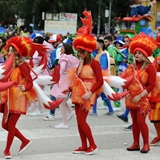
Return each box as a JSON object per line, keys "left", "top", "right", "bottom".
{"left": 129, "top": 33, "right": 157, "bottom": 57}
{"left": 4, "top": 36, "right": 47, "bottom": 57}
{"left": 155, "top": 35, "right": 160, "bottom": 49}
{"left": 73, "top": 11, "right": 96, "bottom": 53}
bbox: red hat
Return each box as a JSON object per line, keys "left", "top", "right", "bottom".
{"left": 73, "top": 11, "right": 97, "bottom": 53}
{"left": 129, "top": 33, "right": 157, "bottom": 58}
{"left": 4, "top": 36, "right": 47, "bottom": 57}
{"left": 73, "top": 34, "right": 96, "bottom": 52}
{"left": 48, "top": 34, "right": 62, "bottom": 43}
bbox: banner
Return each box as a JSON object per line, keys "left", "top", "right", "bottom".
{"left": 44, "top": 20, "right": 77, "bottom": 35}
{"left": 59, "top": 13, "right": 77, "bottom": 21}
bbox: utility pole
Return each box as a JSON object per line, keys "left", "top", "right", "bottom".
{"left": 108, "top": 1, "right": 112, "bottom": 34}
{"left": 97, "top": 0, "right": 101, "bottom": 36}
{"left": 32, "top": 15, "right": 35, "bottom": 31}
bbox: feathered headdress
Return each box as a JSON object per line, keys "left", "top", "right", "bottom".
{"left": 73, "top": 10, "right": 96, "bottom": 53}
{"left": 155, "top": 35, "right": 160, "bottom": 49}
{"left": 4, "top": 36, "right": 46, "bottom": 57}
{"left": 129, "top": 33, "right": 157, "bottom": 57}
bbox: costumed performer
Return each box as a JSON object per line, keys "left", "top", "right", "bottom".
{"left": 148, "top": 56, "right": 160, "bottom": 146}
{"left": 148, "top": 36, "right": 160, "bottom": 146}
{"left": 51, "top": 43, "right": 79, "bottom": 129}
{"left": 1, "top": 36, "right": 42, "bottom": 159}
{"left": 124, "top": 33, "right": 157, "bottom": 153}
{"left": 63, "top": 10, "right": 103, "bottom": 155}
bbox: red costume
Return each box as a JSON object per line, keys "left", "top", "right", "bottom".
{"left": 124, "top": 33, "right": 157, "bottom": 153}
{"left": 0, "top": 36, "right": 44, "bottom": 159}
{"left": 1, "top": 62, "right": 34, "bottom": 159}
{"left": 70, "top": 11, "right": 103, "bottom": 155}
{"left": 148, "top": 47, "right": 160, "bottom": 145}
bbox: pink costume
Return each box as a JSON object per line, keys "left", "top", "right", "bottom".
{"left": 50, "top": 54, "right": 79, "bottom": 98}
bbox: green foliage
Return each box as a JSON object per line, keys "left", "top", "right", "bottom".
{"left": 0, "top": 0, "right": 16, "bottom": 24}
{"left": 113, "top": 0, "right": 133, "bottom": 18}
{"left": 0, "top": 0, "right": 132, "bottom": 32}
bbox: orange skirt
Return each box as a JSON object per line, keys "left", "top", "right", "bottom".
{"left": 149, "top": 103, "right": 160, "bottom": 122}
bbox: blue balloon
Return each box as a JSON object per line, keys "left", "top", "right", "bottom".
{"left": 30, "top": 31, "right": 43, "bottom": 39}
{"left": 0, "top": 27, "right": 6, "bottom": 36}
{"left": 139, "top": 27, "right": 156, "bottom": 37}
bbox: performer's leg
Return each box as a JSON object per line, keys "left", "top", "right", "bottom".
{"left": 74, "top": 105, "right": 87, "bottom": 149}
{"left": 66, "top": 102, "right": 75, "bottom": 121}
{"left": 127, "top": 109, "right": 140, "bottom": 151}
{"left": 0, "top": 104, "right": 3, "bottom": 112}
{"left": 154, "top": 123, "right": 160, "bottom": 138}
{"left": 2, "top": 113, "right": 20, "bottom": 154}
{"left": 124, "top": 108, "right": 130, "bottom": 117}
{"left": 150, "top": 123, "right": 160, "bottom": 146}
{"left": 37, "top": 101, "right": 43, "bottom": 112}
{"left": 116, "top": 108, "right": 129, "bottom": 123}
{"left": 65, "top": 98, "right": 71, "bottom": 114}
{"left": 137, "top": 110, "right": 150, "bottom": 153}
{"left": 89, "top": 99, "right": 97, "bottom": 115}
{"left": 59, "top": 98, "right": 68, "bottom": 125}
{"left": 101, "top": 93, "right": 114, "bottom": 113}
{"left": 77, "top": 107, "right": 96, "bottom": 148}
{"left": 137, "top": 110, "right": 148, "bottom": 143}
{"left": 49, "top": 95, "right": 56, "bottom": 116}
{"left": 92, "top": 99, "right": 97, "bottom": 113}
{"left": 66, "top": 103, "right": 72, "bottom": 114}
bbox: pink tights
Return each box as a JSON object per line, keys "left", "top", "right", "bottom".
{"left": 59, "top": 98, "right": 72, "bottom": 124}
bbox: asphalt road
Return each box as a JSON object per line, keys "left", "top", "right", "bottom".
{"left": 0, "top": 87, "right": 159, "bottom": 160}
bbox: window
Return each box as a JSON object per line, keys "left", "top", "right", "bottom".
{"left": 139, "top": 20, "right": 146, "bottom": 26}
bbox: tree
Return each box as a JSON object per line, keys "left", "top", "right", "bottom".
{"left": 113, "top": 0, "right": 133, "bottom": 18}
{"left": 1, "top": 0, "right": 113, "bottom": 33}
{"left": 0, "top": 0, "right": 17, "bottom": 26}
{"left": 18, "top": 0, "right": 111, "bottom": 29}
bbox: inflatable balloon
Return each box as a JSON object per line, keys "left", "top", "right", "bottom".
{"left": 0, "top": 27, "right": 6, "bottom": 36}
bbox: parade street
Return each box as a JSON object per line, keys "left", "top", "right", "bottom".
{"left": 0, "top": 86, "right": 159, "bottom": 160}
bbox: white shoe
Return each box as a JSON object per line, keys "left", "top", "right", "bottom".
{"left": 30, "top": 110, "right": 43, "bottom": 116}
{"left": 55, "top": 123, "right": 68, "bottom": 129}
{"left": 43, "top": 115, "right": 56, "bottom": 121}
{"left": 67, "top": 111, "right": 75, "bottom": 121}
{"left": 113, "top": 107, "right": 121, "bottom": 111}
{"left": 28, "top": 101, "right": 38, "bottom": 111}
{"left": 98, "top": 105, "right": 108, "bottom": 110}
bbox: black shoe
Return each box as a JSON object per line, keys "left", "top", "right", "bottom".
{"left": 71, "top": 106, "right": 75, "bottom": 109}
{"left": 124, "top": 125, "right": 132, "bottom": 131}
{"left": 116, "top": 114, "right": 128, "bottom": 122}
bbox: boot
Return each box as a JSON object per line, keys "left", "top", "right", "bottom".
{"left": 140, "top": 143, "right": 150, "bottom": 153}
{"left": 127, "top": 142, "right": 140, "bottom": 151}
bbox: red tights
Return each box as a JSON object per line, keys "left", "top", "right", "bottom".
{"left": 130, "top": 109, "right": 149, "bottom": 144}
{"left": 2, "top": 113, "right": 28, "bottom": 153}
{"left": 75, "top": 105, "right": 96, "bottom": 149}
